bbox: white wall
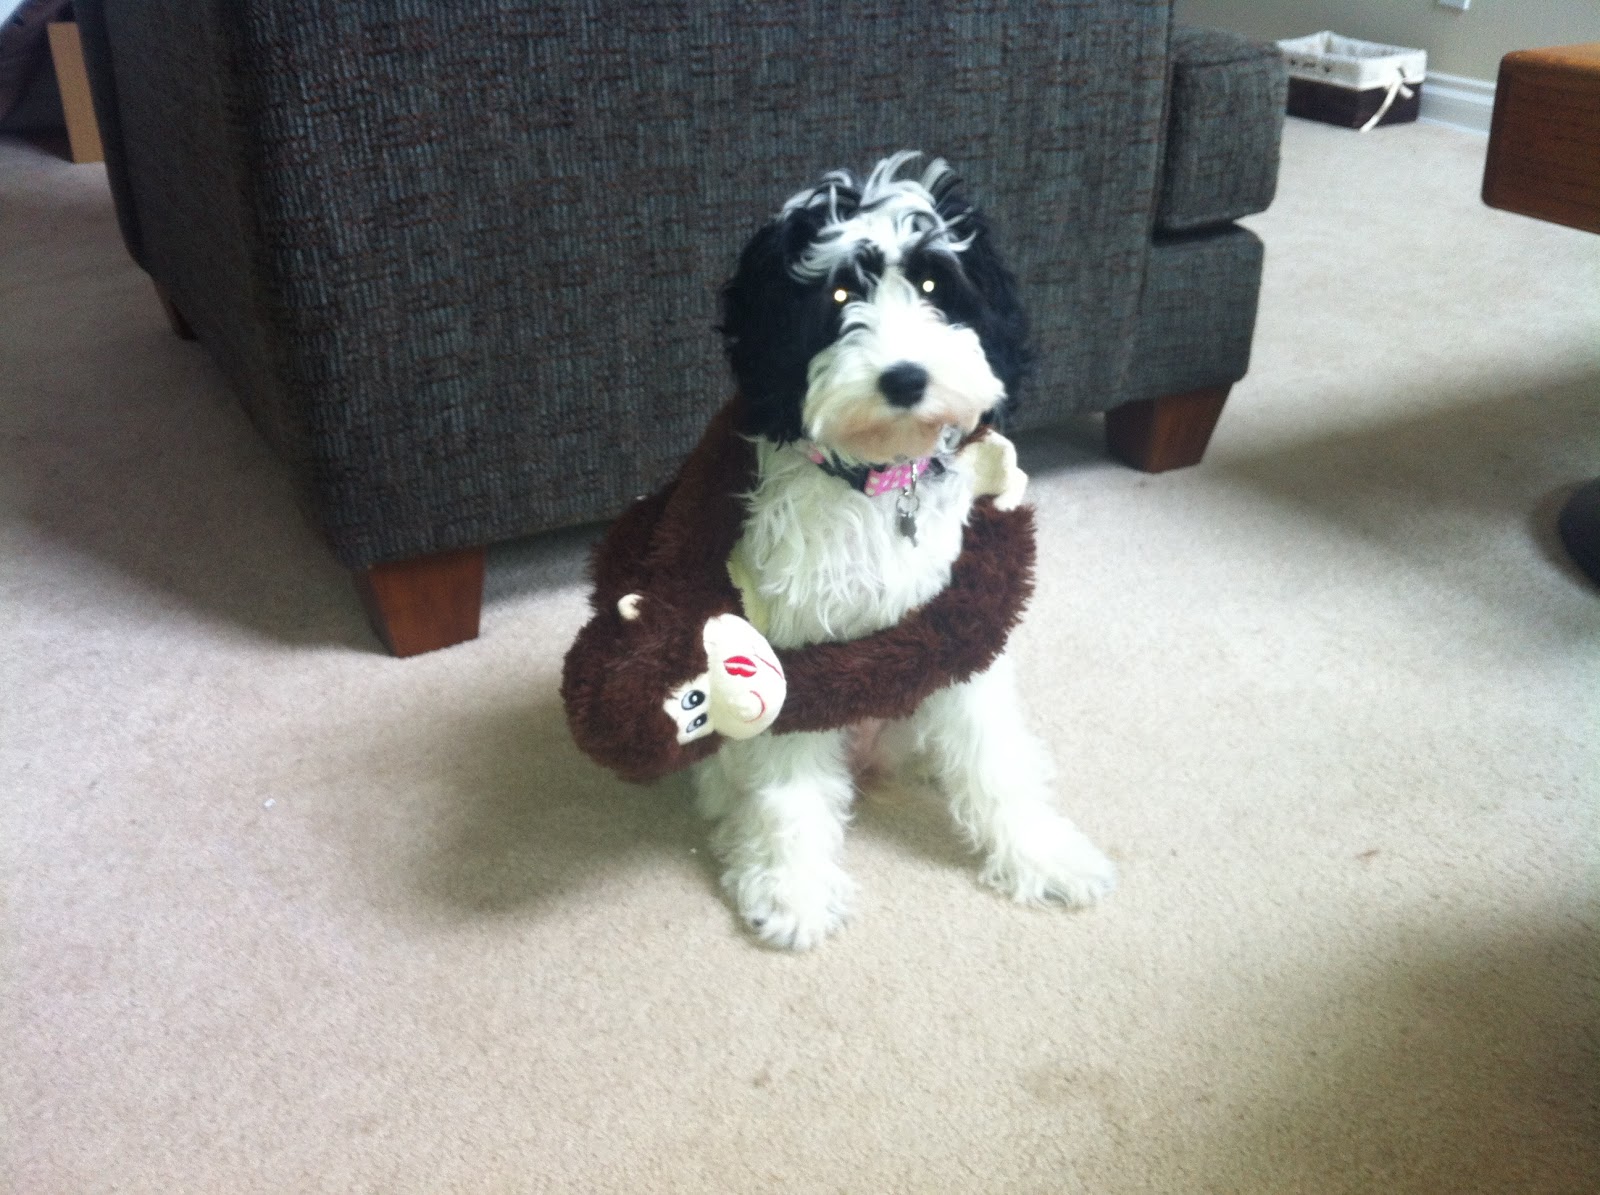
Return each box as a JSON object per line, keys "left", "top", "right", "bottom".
{"left": 1176, "top": 0, "right": 1600, "bottom": 81}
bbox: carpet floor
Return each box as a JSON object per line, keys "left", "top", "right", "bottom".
{"left": 4, "top": 117, "right": 1598, "bottom": 1193}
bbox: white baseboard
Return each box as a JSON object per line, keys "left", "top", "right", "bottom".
{"left": 1419, "top": 71, "right": 1496, "bottom": 134}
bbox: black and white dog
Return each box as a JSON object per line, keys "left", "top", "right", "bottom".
{"left": 698, "top": 152, "right": 1115, "bottom": 949}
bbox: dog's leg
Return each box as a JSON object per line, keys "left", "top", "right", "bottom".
{"left": 909, "top": 654, "right": 1117, "bottom": 907}
{"left": 693, "top": 730, "right": 856, "bottom": 951}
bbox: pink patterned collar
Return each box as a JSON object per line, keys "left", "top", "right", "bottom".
{"left": 805, "top": 446, "right": 938, "bottom": 497}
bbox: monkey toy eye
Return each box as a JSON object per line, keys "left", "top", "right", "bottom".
{"left": 681, "top": 690, "right": 705, "bottom": 710}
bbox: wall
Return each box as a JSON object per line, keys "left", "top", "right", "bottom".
{"left": 1176, "top": 0, "right": 1600, "bottom": 81}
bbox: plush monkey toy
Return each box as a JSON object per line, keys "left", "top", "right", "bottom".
{"left": 560, "top": 396, "right": 1035, "bottom": 784}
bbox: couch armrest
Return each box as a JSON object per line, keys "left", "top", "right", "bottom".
{"left": 1156, "top": 26, "right": 1286, "bottom": 234}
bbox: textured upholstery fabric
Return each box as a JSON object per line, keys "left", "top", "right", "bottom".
{"left": 1123, "top": 226, "right": 1265, "bottom": 404}
{"left": 78, "top": 0, "right": 1279, "bottom": 571}
{"left": 1157, "top": 26, "right": 1287, "bottom": 234}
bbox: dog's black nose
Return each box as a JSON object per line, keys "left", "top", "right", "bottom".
{"left": 878, "top": 362, "right": 929, "bottom": 408}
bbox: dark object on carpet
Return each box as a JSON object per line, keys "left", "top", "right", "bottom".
{"left": 1558, "top": 479, "right": 1600, "bottom": 586}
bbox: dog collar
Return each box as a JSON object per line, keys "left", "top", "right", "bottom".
{"left": 803, "top": 425, "right": 962, "bottom": 498}
{"left": 805, "top": 447, "right": 942, "bottom": 497}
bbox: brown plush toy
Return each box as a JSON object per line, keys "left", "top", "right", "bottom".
{"left": 561, "top": 396, "right": 1036, "bottom": 784}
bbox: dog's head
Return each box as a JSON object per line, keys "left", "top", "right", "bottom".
{"left": 720, "top": 152, "right": 1030, "bottom": 464}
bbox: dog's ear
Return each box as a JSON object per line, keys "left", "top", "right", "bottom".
{"left": 924, "top": 171, "right": 1033, "bottom": 423}
{"left": 956, "top": 208, "right": 1033, "bottom": 427}
{"left": 719, "top": 212, "right": 825, "bottom": 444}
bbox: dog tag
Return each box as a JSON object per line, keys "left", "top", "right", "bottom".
{"left": 896, "top": 484, "right": 919, "bottom": 544}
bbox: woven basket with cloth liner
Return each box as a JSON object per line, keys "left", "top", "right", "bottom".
{"left": 1279, "top": 32, "right": 1427, "bottom": 131}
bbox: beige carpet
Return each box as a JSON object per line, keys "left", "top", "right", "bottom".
{"left": 4, "top": 117, "right": 1598, "bottom": 1193}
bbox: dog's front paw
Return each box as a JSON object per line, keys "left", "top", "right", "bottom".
{"left": 980, "top": 820, "right": 1117, "bottom": 909}
{"left": 958, "top": 429, "right": 1028, "bottom": 511}
{"left": 723, "top": 861, "right": 855, "bottom": 952}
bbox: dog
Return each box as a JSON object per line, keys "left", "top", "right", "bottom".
{"left": 694, "top": 152, "right": 1116, "bottom": 950}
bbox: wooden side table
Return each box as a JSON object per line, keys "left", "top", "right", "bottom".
{"left": 1482, "top": 43, "right": 1600, "bottom": 583}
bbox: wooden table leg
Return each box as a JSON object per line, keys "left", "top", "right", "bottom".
{"left": 1482, "top": 42, "right": 1600, "bottom": 235}
{"left": 1481, "top": 44, "right": 1600, "bottom": 587}
{"left": 46, "top": 22, "right": 103, "bottom": 164}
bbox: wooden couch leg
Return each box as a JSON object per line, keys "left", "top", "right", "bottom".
{"left": 154, "top": 282, "right": 197, "bottom": 340}
{"left": 354, "top": 547, "right": 486, "bottom": 657}
{"left": 1105, "top": 385, "right": 1231, "bottom": 473}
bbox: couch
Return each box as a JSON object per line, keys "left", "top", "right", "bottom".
{"left": 75, "top": 0, "right": 1286, "bottom": 655}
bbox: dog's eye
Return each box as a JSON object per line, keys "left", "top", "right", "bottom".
{"left": 832, "top": 287, "right": 850, "bottom": 304}
{"left": 920, "top": 277, "right": 936, "bottom": 294}
{"left": 682, "top": 690, "right": 705, "bottom": 710}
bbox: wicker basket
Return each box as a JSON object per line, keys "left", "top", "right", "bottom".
{"left": 1278, "top": 32, "right": 1426, "bottom": 131}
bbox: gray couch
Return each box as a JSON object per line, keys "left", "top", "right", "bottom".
{"left": 76, "top": 0, "right": 1285, "bottom": 655}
